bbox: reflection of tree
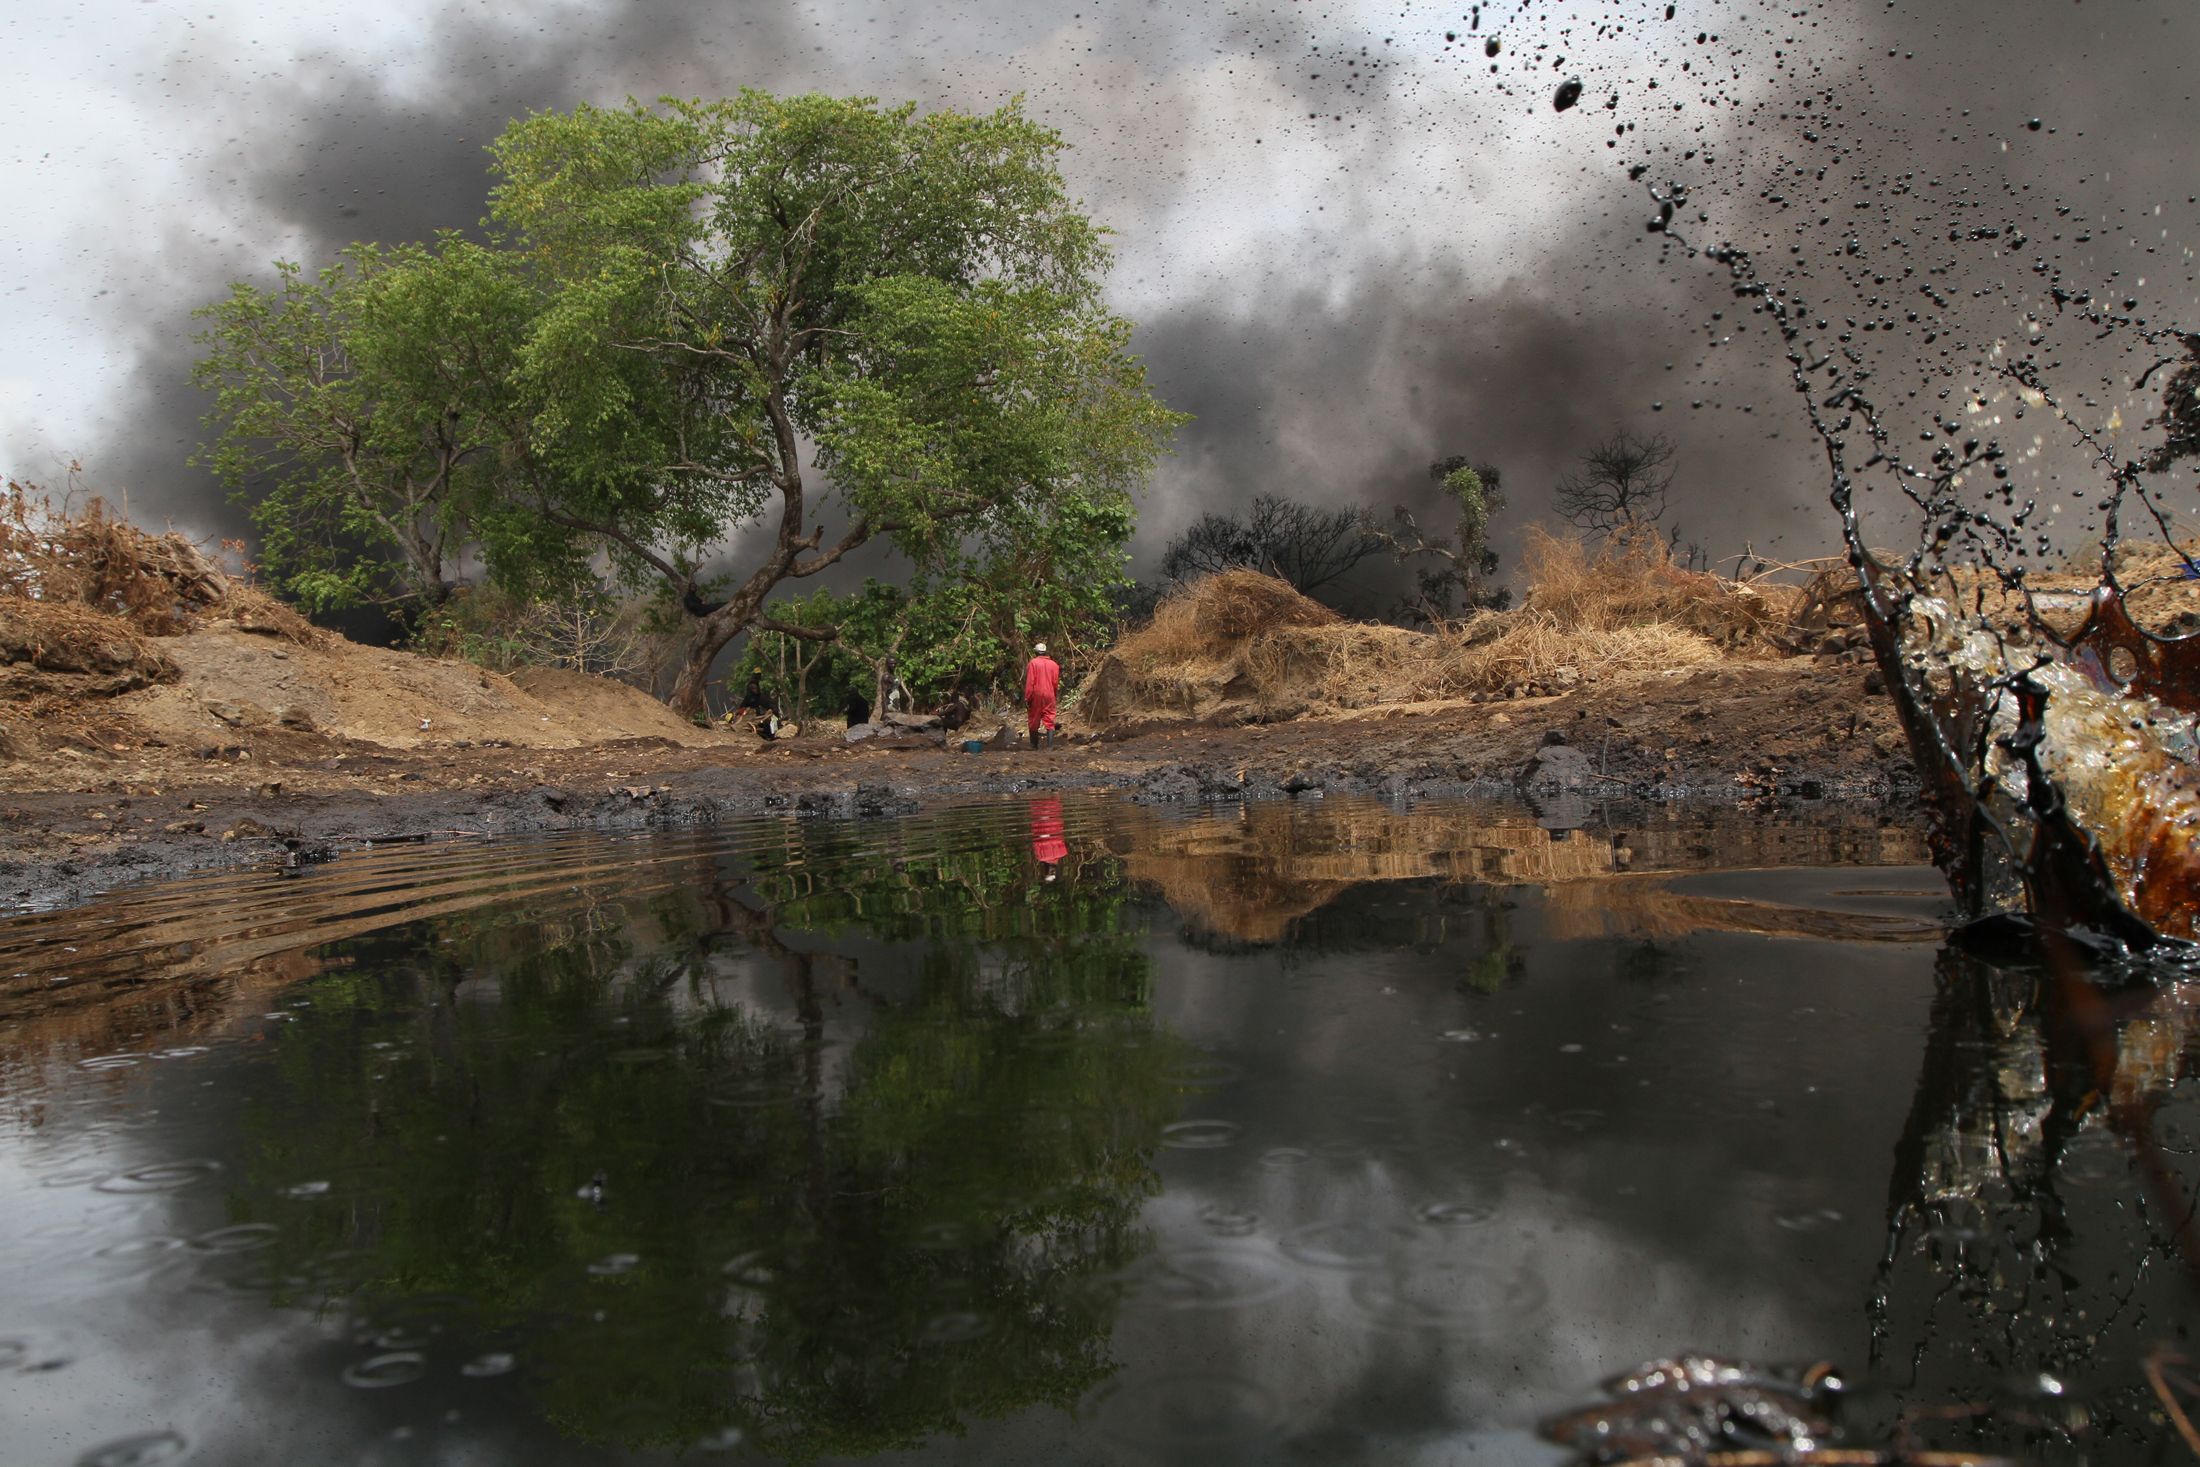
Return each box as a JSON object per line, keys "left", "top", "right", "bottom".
{"left": 227, "top": 814, "right": 1182, "bottom": 1458}
{"left": 1869, "top": 946, "right": 2199, "bottom": 1454}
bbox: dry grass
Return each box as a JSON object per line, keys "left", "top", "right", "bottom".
{"left": 1083, "top": 528, "right": 1789, "bottom": 725}
{"left": 1, "top": 481, "right": 317, "bottom": 644}
{"left": 1519, "top": 525, "right": 1804, "bottom": 650}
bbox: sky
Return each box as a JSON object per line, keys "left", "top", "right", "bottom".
{"left": 2, "top": 0, "right": 2195, "bottom": 594}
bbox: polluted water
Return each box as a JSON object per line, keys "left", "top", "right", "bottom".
{"left": 2, "top": 0, "right": 2199, "bottom": 1463}
{"left": 0, "top": 797, "right": 2191, "bottom": 1463}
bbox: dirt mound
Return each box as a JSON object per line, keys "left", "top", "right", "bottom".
{"left": 0, "top": 487, "right": 732, "bottom": 776}
{"left": 1081, "top": 533, "right": 1786, "bottom": 728}
{"left": 508, "top": 666, "right": 717, "bottom": 744}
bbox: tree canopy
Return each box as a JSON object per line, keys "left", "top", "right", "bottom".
{"left": 195, "top": 91, "right": 1185, "bottom": 712}
{"left": 192, "top": 236, "right": 533, "bottom": 612}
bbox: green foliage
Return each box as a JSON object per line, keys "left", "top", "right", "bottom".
{"left": 191, "top": 236, "right": 535, "bottom": 612}
{"left": 195, "top": 90, "right": 1182, "bottom": 708}
{"left": 485, "top": 91, "right": 1182, "bottom": 710}
{"left": 1372, "top": 456, "right": 1510, "bottom": 623}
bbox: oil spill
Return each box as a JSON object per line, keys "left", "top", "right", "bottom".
{"left": 0, "top": 798, "right": 2188, "bottom": 1464}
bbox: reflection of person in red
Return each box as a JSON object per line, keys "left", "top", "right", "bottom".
{"left": 1023, "top": 641, "right": 1062, "bottom": 748}
{"left": 1029, "top": 797, "right": 1068, "bottom": 879}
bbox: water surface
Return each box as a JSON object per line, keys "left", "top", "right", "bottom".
{"left": 0, "top": 797, "right": 2189, "bottom": 1465}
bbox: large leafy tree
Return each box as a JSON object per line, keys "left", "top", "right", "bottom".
{"left": 485, "top": 92, "right": 1185, "bottom": 713}
{"left": 192, "top": 236, "right": 534, "bottom": 612}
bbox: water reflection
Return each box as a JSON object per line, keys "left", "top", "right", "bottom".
{"left": 0, "top": 799, "right": 2190, "bottom": 1464}
{"left": 1868, "top": 947, "right": 2200, "bottom": 1457}
{"left": 218, "top": 832, "right": 1177, "bottom": 1457}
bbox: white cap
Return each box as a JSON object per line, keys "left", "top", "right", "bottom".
{"left": 1033, "top": 641, "right": 1048, "bottom": 653}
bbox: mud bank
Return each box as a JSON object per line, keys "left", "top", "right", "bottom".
{"left": 0, "top": 659, "right": 1918, "bottom": 912}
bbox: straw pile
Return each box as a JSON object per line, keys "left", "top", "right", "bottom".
{"left": 1082, "top": 530, "right": 1798, "bottom": 726}
{"left": 1, "top": 484, "right": 318, "bottom": 644}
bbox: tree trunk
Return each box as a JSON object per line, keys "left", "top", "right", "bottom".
{"left": 669, "top": 612, "right": 745, "bottom": 716}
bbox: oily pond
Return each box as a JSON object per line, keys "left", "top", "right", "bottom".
{"left": 0, "top": 795, "right": 2190, "bottom": 1466}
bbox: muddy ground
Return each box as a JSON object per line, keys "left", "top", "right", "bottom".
{"left": 0, "top": 657, "right": 1917, "bottom": 911}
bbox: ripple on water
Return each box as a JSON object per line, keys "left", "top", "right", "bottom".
{"left": 722, "top": 1249, "right": 781, "bottom": 1288}
{"left": 1278, "top": 1219, "right": 1412, "bottom": 1270}
{"left": 93, "top": 1160, "right": 221, "bottom": 1195}
{"left": 460, "top": 1352, "right": 516, "bottom": 1378}
{"left": 1415, "top": 1200, "right": 1498, "bottom": 1228}
{"left": 2057, "top": 1134, "right": 2131, "bottom": 1188}
{"left": 1088, "top": 1371, "right": 1282, "bottom": 1453}
{"left": 279, "top": 1180, "right": 331, "bottom": 1199}
{"left": 1196, "top": 1204, "right": 1261, "bottom": 1237}
{"left": 0, "top": 1331, "right": 74, "bottom": 1375}
{"left": 74, "top": 1431, "right": 189, "bottom": 1467}
{"left": 1161, "top": 1119, "right": 1243, "bottom": 1150}
{"left": 191, "top": 1223, "right": 279, "bottom": 1254}
{"left": 1123, "top": 1247, "right": 1297, "bottom": 1311}
{"left": 91, "top": 1236, "right": 189, "bottom": 1268}
{"left": 38, "top": 1166, "right": 111, "bottom": 1190}
{"left": 913, "top": 1220, "right": 974, "bottom": 1251}
{"left": 76, "top": 1054, "right": 142, "bottom": 1072}
{"left": 1350, "top": 1255, "right": 1549, "bottom": 1336}
{"left": 703, "top": 1075, "right": 801, "bottom": 1110}
{"left": 1258, "top": 1146, "right": 1310, "bottom": 1171}
{"left": 341, "top": 1352, "right": 427, "bottom": 1389}
{"left": 586, "top": 1252, "right": 640, "bottom": 1277}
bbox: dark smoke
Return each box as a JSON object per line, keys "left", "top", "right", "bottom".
{"left": 32, "top": 0, "right": 2199, "bottom": 598}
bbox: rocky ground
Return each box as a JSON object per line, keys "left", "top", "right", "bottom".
{"left": 0, "top": 656, "right": 1918, "bottom": 911}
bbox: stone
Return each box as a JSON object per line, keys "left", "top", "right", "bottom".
{"left": 1516, "top": 743, "right": 1596, "bottom": 790}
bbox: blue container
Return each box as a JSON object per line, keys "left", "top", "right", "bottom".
{"left": 962, "top": 738, "right": 986, "bottom": 754}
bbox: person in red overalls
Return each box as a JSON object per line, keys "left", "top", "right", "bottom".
{"left": 1023, "top": 641, "right": 1061, "bottom": 748}
{"left": 1029, "top": 796, "right": 1067, "bottom": 880}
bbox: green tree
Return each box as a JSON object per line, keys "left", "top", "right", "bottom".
{"left": 1367, "top": 458, "right": 1508, "bottom": 622}
{"left": 192, "top": 236, "right": 534, "bottom": 612}
{"left": 483, "top": 92, "right": 1185, "bottom": 714}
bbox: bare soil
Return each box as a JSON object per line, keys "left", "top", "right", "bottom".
{"left": 0, "top": 654, "right": 1917, "bottom": 912}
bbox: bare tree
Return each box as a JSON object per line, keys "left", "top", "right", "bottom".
{"left": 1553, "top": 430, "right": 1678, "bottom": 535}
{"left": 1158, "top": 493, "right": 1383, "bottom": 599}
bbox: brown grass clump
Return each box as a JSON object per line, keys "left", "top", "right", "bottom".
{"left": 1082, "top": 531, "right": 1787, "bottom": 726}
{"left": 1, "top": 480, "right": 317, "bottom": 644}
{"left": 1124, "top": 569, "right": 1339, "bottom": 662}
{"left": 1518, "top": 525, "right": 1803, "bottom": 652}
